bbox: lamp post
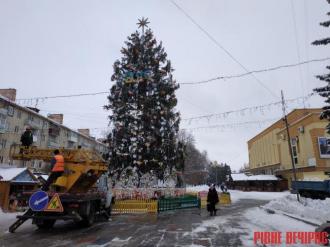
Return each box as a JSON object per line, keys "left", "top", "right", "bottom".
{"left": 281, "top": 90, "right": 300, "bottom": 202}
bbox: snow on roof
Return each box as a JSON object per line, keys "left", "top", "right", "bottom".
{"left": 0, "top": 168, "right": 27, "bottom": 181}
{"left": 249, "top": 175, "right": 279, "bottom": 181}
{"left": 231, "top": 173, "right": 249, "bottom": 181}
{"left": 0, "top": 95, "right": 107, "bottom": 148}
{"left": 40, "top": 175, "right": 49, "bottom": 181}
{"left": 231, "top": 173, "right": 279, "bottom": 181}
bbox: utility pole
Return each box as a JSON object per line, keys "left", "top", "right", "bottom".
{"left": 281, "top": 90, "right": 300, "bottom": 202}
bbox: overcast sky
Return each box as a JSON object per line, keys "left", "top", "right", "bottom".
{"left": 0, "top": 0, "right": 329, "bottom": 171}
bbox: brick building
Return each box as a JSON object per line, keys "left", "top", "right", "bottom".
{"left": 0, "top": 89, "right": 109, "bottom": 171}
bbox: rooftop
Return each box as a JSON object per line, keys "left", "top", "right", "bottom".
{"left": 0, "top": 167, "right": 38, "bottom": 183}
{"left": 248, "top": 108, "right": 322, "bottom": 144}
{"left": 0, "top": 95, "right": 108, "bottom": 148}
{"left": 231, "top": 173, "right": 279, "bottom": 181}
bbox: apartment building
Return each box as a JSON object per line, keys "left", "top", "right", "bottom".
{"left": 248, "top": 108, "right": 330, "bottom": 185}
{"left": 0, "top": 89, "right": 109, "bottom": 171}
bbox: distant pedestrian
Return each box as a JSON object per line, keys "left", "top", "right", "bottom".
{"left": 220, "top": 182, "right": 228, "bottom": 192}
{"left": 20, "top": 127, "right": 33, "bottom": 148}
{"left": 207, "top": 184, "right": 219, "bottom": 216}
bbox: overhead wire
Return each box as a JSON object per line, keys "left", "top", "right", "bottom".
{"left": 180, "top": 57, "right": 330, "bottom": 85}
{"left": 290, "top": 0, "right": 306, "bottom": 108}
{"left": 13, "top": 57, "right": 330, "bottom": 103}
{"left": 16, "top": 91, "right": 108, "bottom": 102}
{"left": 170, "top": 0, "right": 279, "bottom": 99}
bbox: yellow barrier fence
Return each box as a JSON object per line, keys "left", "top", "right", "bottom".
{"left": 112, "top": 199, "right": 158, "bottom": 214}
{"left": 199, "top": 192, "right": 231, "bottom": 208}
{"left": 219, "top": 193, "right": 231, "bottom": 205}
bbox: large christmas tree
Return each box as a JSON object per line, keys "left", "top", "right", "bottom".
{"left": 313, "top": 1, "right": 330, "bottom": 133}
{"left": 105, "top": 18, "right": 182, "bottom": 186}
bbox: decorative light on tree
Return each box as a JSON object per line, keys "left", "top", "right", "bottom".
{"left": 105, "top": 19, "right": 183, "bottom": 184}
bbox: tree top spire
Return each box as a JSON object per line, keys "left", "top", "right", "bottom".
{"left": 137, "top": 17, "right": 150, "bottom": 33}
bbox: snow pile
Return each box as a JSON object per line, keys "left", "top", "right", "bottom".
{"left": 186, "top": 185, "right": 210, "bottom": 192}
{"left": 265, "top": 194, "right": 330, "bottom": 224}
{"left": 230, "top": 190, "right": 289, "bottom": 203}
{"left": 186, "top": 185, "right": 288, "bottom": 203}
{"left": 242, "top": 208, "right": 317, "bottom": 247}
{"left": 299, "top": 177, "right": 324, "bottom": 181}
{"left": 0, "top": 210, "right": 16, "bottom": 220}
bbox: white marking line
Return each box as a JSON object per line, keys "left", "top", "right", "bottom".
{"left": 34, "top": 196, "right": 48, "bottom": 206}
{"left": 156, "top": 231, "right": 166, "bottom": 247}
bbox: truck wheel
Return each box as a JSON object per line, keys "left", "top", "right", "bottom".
{"left": 81, "top": 203, "right": 95, "bottom": 227}
{"left": 36, "top": 219, "right": 56, "bottom": 230}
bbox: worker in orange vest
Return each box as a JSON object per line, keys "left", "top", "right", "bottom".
{"left": 43, "top": 149, "right": 65, "bottom": 191}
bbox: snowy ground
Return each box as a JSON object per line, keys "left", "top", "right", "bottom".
{"left": 186, "top": 185, "right": 323, "bottom": 246}
{"left": 0, "top": 210, "right": 18, "bottom": 236}
{"left": 0, "top": 188, "right": 326, "bottom": 246}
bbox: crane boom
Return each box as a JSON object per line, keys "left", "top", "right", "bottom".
{"left": 10, "top": 145, "right": 108, "bottom": 193}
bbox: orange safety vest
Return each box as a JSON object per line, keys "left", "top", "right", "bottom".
{"left": 52, "top": 154, "right": 65, "bottom": 172}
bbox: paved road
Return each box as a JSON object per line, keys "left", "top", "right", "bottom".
{"left": 0, "top": 199, "right": 267, "bottom": 247}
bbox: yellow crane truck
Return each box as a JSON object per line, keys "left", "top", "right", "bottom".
{"left": 8, "top": 145, "right": 112, "bottom": 233}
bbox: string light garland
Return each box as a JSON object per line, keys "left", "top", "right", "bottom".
{"left": 4, "top": 118, "right": 277, "bottom": 136}
{"left": 182, "top": 118, "right": 280, "bottom": 132}
{"left": 13, "top": 57, "right": 328, "bottom": 107}
{"left": 182, "top": 93, "right": 315, "bottom": 124}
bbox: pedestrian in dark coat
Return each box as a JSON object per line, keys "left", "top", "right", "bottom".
{"left": 207, "top": 184, "right": 219, "bottom": 216}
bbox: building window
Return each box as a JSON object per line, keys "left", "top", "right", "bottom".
{"left": 35, "top": 118, "right": 41, "bottom": 126}
{"left": 7, "top": 106, "right": 14, "bottom": 117}
{"left": 14, "top": 126, "right": 19, "bottom": 133}
{"left": 17, "top": 110, "right": 21, "bottom": 119}
{"left": 0, "top": 139, "right": 7, "bottom": 149}
{"left": 291, "top": 138, "right": 298, "bottom": 165}
{"left": 0, "top": 114, "right": 6, "bottom": 132}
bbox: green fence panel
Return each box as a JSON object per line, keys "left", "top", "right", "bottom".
{"left": 158, "top": 195, "right": 200, "bottom": 212}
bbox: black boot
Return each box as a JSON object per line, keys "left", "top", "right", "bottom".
{"left": 214, "top": 210, "right": 217, "bottom": 216}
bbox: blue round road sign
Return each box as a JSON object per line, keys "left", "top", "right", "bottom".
{"left": 29, "top": 191, "right": 49, "bottom": 211}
